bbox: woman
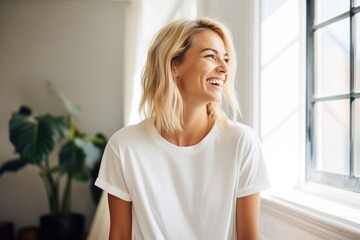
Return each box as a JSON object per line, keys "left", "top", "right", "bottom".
{"left": 95, "top": 17, "right": 270, "bottom": 240}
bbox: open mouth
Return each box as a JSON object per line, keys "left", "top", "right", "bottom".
{"left": 207, "top": 79, "right": 224, "bottom": 87}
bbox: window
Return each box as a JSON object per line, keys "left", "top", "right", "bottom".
{"left": 306, "top": 0, "right": 360, "bottom": 192}
{"left": 260, "top": 1, "right": 360, "bottom": 237}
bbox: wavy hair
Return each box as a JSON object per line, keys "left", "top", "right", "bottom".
{"left": 139, "top": 17, "right": 240, "bottom": 133}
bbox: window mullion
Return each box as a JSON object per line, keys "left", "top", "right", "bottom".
{"left": 350, "top": 0, "right": 355, "bottom": 178}
{"left": 313, "top": 11, "right": 350, "bottom": 30}
{"left": 306, "top": 0, "right": 316, "bottom": 180}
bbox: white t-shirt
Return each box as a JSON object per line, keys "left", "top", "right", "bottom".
{"left": 95, "top": 119, "right": 270, "bottom": 240}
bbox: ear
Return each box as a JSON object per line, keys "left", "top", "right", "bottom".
{"left": 171, "top": 61, "right": 180, "bottom": 78}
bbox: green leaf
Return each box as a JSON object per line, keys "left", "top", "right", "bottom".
{"left": 89, "top": 133, "right": 107, "bottom": 167}
{"left": 18, "top": 105, "right": 32, "bottom": 116}
{"left": 9, "top": 109, "right": 69, "bottom": 164}
{"left": 75, "top": 138, "right": 101, "bottom": 170}
{"left": 0, "top": 158, "right": 27, "bottom": 176}
{"left": 48, "top": 81, "right": 81, "bottom": 115}
{"left": 58, "top": 141, "right": 89, "bottom": 181}
{"left": 92, "top": 133, "right": 107, "bottom": 151}
{"left": 89, "top": 133, "right": 107, "bottom": 205}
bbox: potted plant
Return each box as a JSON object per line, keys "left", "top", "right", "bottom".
{"left": 0, "top": 83, "right": 107, "bottom": 240}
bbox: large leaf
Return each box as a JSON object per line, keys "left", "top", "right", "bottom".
{"left": 92, "top": 133, "right": 107, "bottom": 152}
{"left": 48, "top": 81, "right": 81, "bottom": 115}
{"left": 0, "top": 158, "right": 27, "bottom": 176}
{"left": 9, "top": 109, "right": 69, "bottom": 164}
{"left": 58, "top": 140, "right": 88, "bottom": 181}
{"left": 75, "top": 138, "right": 101, "bottom": 170}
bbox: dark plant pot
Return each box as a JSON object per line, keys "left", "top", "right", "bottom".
{"left": 17, "top": 226, "right": 40, "bottom": 240}
{"left": 0, "top": 221, "right": 14, "bottom": 240}
{"left": 39, "top": 213, "right": 85, "bottom": 240}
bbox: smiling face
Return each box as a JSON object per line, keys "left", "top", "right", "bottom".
{"left": 172, "top": 29, "right": 229, "bottom": 107}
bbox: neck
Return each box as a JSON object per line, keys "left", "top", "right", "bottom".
{"left": 161, "top": 107, "right": 214, "bottom": 146}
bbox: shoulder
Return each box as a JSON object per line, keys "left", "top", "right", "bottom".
{"left": 220, "top": 120, "right": 260, "bottom": 143}
{"left": 215, "top": 121, "right": 262, "bottom": 153}
{"left": 107, "top": 120, "right": 149, "bottom": 147}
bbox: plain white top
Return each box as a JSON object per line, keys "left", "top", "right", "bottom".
{"left": 95, "top": 119, "right": 270, "bottom": 240}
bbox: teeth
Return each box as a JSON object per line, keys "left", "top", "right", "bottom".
{"left": 207, "top": 79, "right": 224, "bottom": 86}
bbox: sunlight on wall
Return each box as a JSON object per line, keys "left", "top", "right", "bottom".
{"left": 260, "top": 0, "right": 303, "bottom": 191}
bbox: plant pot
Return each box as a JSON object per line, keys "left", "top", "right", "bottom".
{"left": 0, "top": 221, "right": 14, "bottom": 240}
{"left": 17, "top": 226, "right": 40, "bottom": 240}
{"left": 39, "top": 213, "right": 85, "bottom": 240}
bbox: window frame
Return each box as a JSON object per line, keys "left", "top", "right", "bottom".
{"left": 306, "top": 0, "right": 360, "bottom": 192}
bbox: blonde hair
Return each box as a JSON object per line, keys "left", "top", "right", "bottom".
{"left": 139, "top": 17, "right": 240, "bottom": 133}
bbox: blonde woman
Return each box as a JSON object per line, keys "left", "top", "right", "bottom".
{"left": 95, "top": 17, "right": 270, "bottom": 240}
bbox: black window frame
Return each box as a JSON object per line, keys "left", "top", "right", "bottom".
{"left": 306, "top": 0, "right": 360, "bottom": 193}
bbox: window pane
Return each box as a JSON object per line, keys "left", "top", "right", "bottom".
{"left": 314, "top": 19, "right": 350, "bottom": 97}
{"left": 315, "top": 0, "right": 349, "bottom": 24}
{"left": 356, "top": 14, "right": 360, "bottom": 93}
{"left": 355, "top": 0, "right": 360, "bottom": 7}
{"left": 355, "top": 100, "right": 360, "bottom": 177}
{"left": 314, "top": 100, "right": 350, "bottom": 175}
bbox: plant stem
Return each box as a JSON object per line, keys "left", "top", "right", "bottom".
{"left": 61, "top": 114, "right": 75, "bottom": 218}
{"left": 40, "top": 162, "right": 59, "bottom": 217}
{"left": 62, "top": 174, "right": 72, "bottom": 218}
{"left": 69, "top": 114, "right": 75, "bottom": 140}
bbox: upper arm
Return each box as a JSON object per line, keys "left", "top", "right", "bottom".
{"left": 108, "top": 193, "right": 132, "bottom": 240}
{"left": 236, "top": 192, "right": 260, "bottom": 240}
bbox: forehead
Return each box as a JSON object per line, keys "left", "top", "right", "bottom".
{"left": 189, "top": 29, "right": 227, "bottom": 54}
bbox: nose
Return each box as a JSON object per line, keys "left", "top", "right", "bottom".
{"left": 216, "top": 59, "right": 228, "bottom": 73}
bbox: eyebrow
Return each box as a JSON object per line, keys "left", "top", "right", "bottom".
{"left": 200, "top": 48, "right": 229, "bottom": 57}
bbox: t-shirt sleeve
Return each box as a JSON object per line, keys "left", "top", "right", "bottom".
{"left": 236, "top": 128, "right": 270, "bottom": 198}
{"left": 94, "top": 136, "right": 131, "bottom": 202}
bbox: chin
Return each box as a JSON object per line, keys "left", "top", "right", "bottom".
{"left": 212, "top": 93, "right": 223, "bottom": 101}
{"left": 209, "top": 97, "right": 221, "bottom": 103}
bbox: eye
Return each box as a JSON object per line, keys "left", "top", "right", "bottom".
{"left": 224, "top": 58, "right": 229, "bottom": 63}
{"left": 205, "top": 54, "right": 216, "bottom": 60}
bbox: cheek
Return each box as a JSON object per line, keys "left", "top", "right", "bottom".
{"left": 177, "top": 62, "right": 211, "bottom": 85}
{"left": 177, "top": 66, "right": 194, "bottom": 83}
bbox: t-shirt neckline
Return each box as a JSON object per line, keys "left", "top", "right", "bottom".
{"left": 150, "top": 120, "right": 219, "bottom": 154}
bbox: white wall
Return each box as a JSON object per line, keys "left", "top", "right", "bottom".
{"left": 0, "top": 0, "right": 126, "bottom": 234}
{"left": 258, "top": 0, "right": 308, "bottom": 239}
